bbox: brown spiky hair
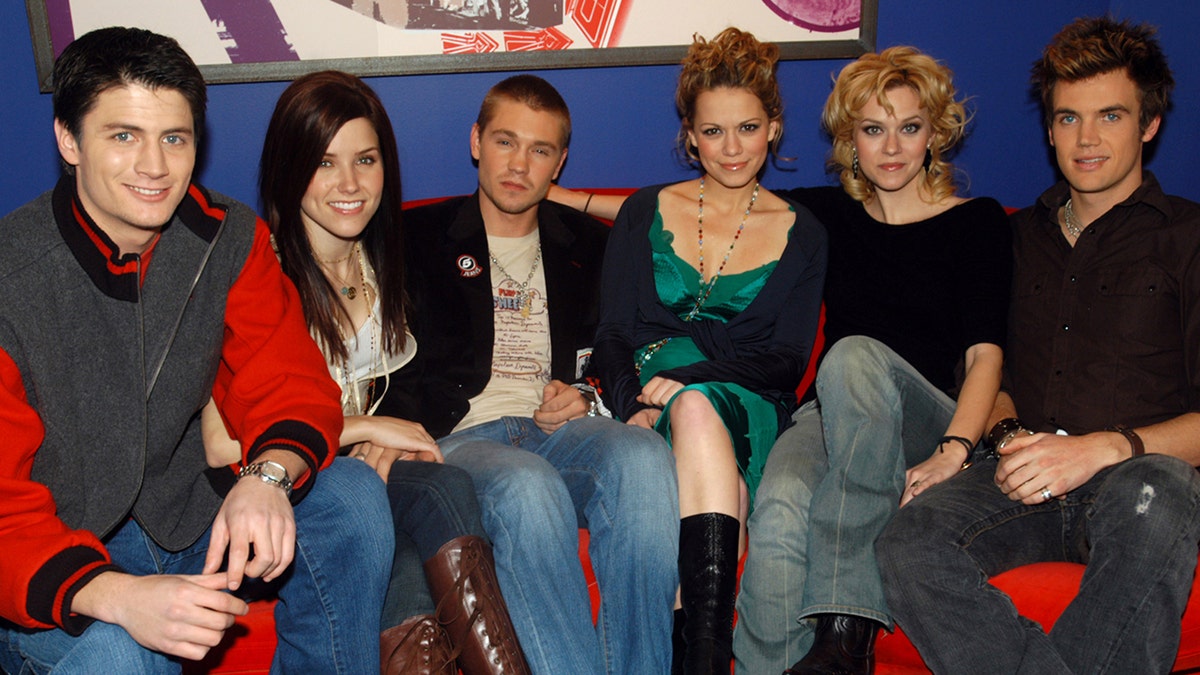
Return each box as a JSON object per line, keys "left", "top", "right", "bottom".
{"left": 1032, "top": 16, "right": 1173, "bottom": 132}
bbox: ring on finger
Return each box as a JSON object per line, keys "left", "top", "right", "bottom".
{"left": 1040, "top": 486, "right": 1053, "bottom": 501}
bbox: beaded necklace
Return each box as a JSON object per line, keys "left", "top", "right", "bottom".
{"left": 329, "top": 244, "right": 379, "bottom": 415}
{"left": 635, "top": 177, "right": 760, "bottom": 375}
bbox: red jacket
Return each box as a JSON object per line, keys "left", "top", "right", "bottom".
{"left": 0, "top": 181, "right": 343, "bottom": 632}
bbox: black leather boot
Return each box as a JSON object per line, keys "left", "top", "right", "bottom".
{"left": 678, "top": 512, "right": 740, "bottom": 675}
{"left": 671, "top": 608, "right": 686, "bottom": 675}
{"left": 784, "top": 613, "right": 881, "bottom": 675}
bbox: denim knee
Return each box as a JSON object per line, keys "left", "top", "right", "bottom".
{"left": 484, "top": 457, "right": 576, "bottom": 531}
{"left": 3, "top": 620, "right": 170, "bottom": 674}
{"left": 593, "top": 425, "right": 677, "bottom": 520}
{"left": 816, "top": 336, "right": 896, "bottom": 390}
{"left": 387, "top": 460, "right": 484, "bottom": 559}
{"left": 298, "top": 457, "right": 393, "bottom": 564}
{"left": 1095, "top": 455, "right": 1200, "bottom": 548}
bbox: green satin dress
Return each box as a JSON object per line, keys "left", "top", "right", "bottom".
{"left": 636, "top": 210, "right": 783, "bottom": 502}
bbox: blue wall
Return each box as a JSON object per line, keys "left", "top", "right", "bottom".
{"left": 3, "top": 0, "right": 1197, "bottom": 217}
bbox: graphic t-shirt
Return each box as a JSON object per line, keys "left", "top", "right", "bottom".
{"left": 454, "top": 230, "right": 551, "bottom": 432}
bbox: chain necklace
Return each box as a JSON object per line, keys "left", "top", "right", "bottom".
{"left": 317, "top": 247, "right": 356, "bottom": 265}
{"left": 636, "top": 177, "right": 760, "bottom": 375}
{"left": 321, "top": 243, "right": 363, "bottom": 300}
{"left": 1063, "top": 198, "right": 1083, "bottom": 239}
{"left": 489, "top": 241, "right": 542, "bottom": 318}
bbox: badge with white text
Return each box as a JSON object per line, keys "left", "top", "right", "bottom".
{"left": 457, "top": 254, "right": 482, "bottom": 278}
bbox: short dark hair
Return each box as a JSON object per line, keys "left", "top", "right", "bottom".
{"left": 52, "top": 27, "right": 207, "bottom": 142}
{"left": 1032, "top": 17, "right": 1172, "bottom": 131}
{"left": 475, "top": 74, "right": 571, "bottom": 148}
{"left": 260, "top": 70, "right": 408, "bottom": 363}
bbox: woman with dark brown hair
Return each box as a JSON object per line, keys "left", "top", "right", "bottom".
{"left": 592, "top": 28, "right": 827, "bottom": 673}
{"left": 204, "top": 70, "right": 528, "bottom": 675}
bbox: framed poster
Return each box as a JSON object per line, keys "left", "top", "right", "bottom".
{"left": 26, "top": 0, "right": 876, "bottom": 91}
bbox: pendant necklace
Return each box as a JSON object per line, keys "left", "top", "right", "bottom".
{"left": 489, "top": 242, "right": 542, "bottom": 319}
{"left": 321, "top": 243, "right": 362, "bottom": 300}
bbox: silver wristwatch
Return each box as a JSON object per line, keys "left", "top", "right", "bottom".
{"left": 239, "top": 460, "right": 294, "bottom": 497}
{"left": 571, "top": 383, "right": 612, "bottom": 418}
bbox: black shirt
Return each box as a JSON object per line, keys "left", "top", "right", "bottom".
{"left": 1006, "top": 174, "right": 1200, "bottom": 433}
{"left": 784, "top": 186, "right": 1011, "bottom": 395}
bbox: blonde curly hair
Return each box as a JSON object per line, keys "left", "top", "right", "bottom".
{"left": 822, "top": 46, "right": 968, "bottom": 203}
{"left": 675, "top": 27, "right": 784, "bottom": 164}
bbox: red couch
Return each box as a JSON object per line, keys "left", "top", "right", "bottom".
{"left": 184, "top": 191, "right": 1200, "bottom": 673}
{"left": 185, "top": 545, "right": 1200, "bottom": 673}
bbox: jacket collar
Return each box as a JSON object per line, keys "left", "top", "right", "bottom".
{"left": 447, "top": 191, "right": 575, "bottom": 250}
{"left": 52, "top": 176, "right": 227, "bottom": 301}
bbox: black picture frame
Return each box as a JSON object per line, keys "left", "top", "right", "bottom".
{"left": 26, "top": 0, "right": 877, "bottom": 92}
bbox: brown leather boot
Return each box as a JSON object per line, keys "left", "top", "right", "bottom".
{"left": 380, "top": 614, "right": 456, "bottom": 675}
{"left": 424, "top": 535, "right": 531, "bottom": 675}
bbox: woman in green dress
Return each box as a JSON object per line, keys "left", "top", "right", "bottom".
{"left": 592, "top": 27, "right": 827, "bottom": 674}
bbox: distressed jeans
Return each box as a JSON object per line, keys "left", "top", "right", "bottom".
{"left": 439, "top": 415, "right": 679, "bottom": 675}
{"left": 878, "top": 453, "right": 1200, "bottom": 674}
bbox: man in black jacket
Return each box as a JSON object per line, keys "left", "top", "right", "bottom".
{"left": 395, "top": 75, "right": 678, "bottom": 674}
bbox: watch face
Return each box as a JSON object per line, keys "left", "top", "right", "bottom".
{"left": 259, "top": 462, "right": 287, "bottom": 482}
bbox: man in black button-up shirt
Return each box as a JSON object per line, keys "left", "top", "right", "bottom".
{"left": 879, "top": 17, "right": 1200, "bottom": 674}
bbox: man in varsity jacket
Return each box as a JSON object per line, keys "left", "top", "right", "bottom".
{"left": 0, "top": 27, "right": 391, "bottom": 671}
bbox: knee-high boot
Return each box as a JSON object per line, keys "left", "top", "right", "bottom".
{"left": 423, "top": 535, "right": 531, "bottom": 675}
{"left": 380, "top": 615, "right": 456, "bottom": 675}
{"left": 679, "top": 512, "right": 740, "bottom": 674}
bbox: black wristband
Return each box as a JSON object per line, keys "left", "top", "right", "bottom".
{"left": 939, "top": 435, "right": 975, "bottom": 456}
{"left": 986, "top": 417, "right": 1025, "bottom": 451}
{"left": 1108, "top": 425, "right": 1145, "bottom": 458}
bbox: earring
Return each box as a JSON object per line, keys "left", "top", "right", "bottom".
{"left": 923, "top": 146, "right": 933, "bottom": 172}
{"left": 852, "top": 148, "right": 860, "bottom": 180}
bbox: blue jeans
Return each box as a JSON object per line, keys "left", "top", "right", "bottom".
{"left": 878, "top": 454, "right": 1200, "bottom": 674}
{"left": 383, "top": 460, "right": 486, "bottom": 626}
{"left": 734, "top": 400, "right": 828, "bottom": 673}
{"left": 733, "top": 337, "right": 954, "bottom": 672}
{"left": 439, "top": 415, "right": 679, "bottom": 675}
{"left": 804, "top": 336, "right": 955, "bottom": 626}
{"left": 0, "top": 458, "right": 392, "bottom": 674}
